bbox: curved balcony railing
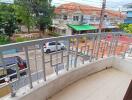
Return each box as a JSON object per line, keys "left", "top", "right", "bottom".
{"left": 0, "top": 32, "right": 132, "bottom": 98}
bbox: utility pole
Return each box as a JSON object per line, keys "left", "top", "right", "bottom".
{"left": 99, "top": 0, "right": 106, "bottom": 33}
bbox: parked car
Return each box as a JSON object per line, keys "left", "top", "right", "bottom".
{"left": 0, "top": 56, "right": 27, "bottom": 84}
{"left": 44, "top": 42, "right": 66, "bottom": 53}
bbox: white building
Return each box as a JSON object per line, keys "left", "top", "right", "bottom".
{"left": 52, "top": 2, "right": 125, "bottom": 35}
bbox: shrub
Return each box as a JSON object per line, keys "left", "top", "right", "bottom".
{"left": 15, "top": 37, "right": 31, "bottom": 42}
{"left": 48, "top": 32, "right": 60, "bottom": 37}
{"left": 80, "top": 37, "right": 86, "bottom": 43}
{"left": 70, "top": 38, "right": 77, "bottom": 43}
{"left": 0, "top": 35, "right": 10, "bottom": 45}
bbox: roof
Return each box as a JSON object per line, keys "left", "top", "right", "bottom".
{"left": 54, "top": 2, "right": 125, "bottom": 19}
{"left": 68, "top": 24, "right": 97, "bottom": 31}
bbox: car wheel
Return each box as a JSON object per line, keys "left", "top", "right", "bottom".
{"left": 61, "top": 47, "right": 65, "bottom": 50}
{"left": 46, "top": 49, "right": 51, "bottom": 53}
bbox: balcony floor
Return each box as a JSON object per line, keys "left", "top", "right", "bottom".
{"left": 48, "top": 68, "right": 131, "bottom": 100}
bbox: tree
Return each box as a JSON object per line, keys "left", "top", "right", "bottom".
{"left": 0, "top": 4, "right": 18, "bottom": 37}
{"left": 14, "top": 0, "right": 36, "bottom": 34}
{"left": 31, "top": 0, "right": 54, "bottom": 36}
{"left": 118, "top": 24, "right": 132, "bottom": 34}
{"left": 124, "top": 24, "right": 132, "bottom": 34}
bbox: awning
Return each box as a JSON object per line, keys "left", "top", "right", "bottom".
{"left": 68, "top": 24, "right": 97, "bottom": 31}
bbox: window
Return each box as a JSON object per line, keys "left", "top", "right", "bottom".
{"left": 49, "top": 42, "right": 56, "bottom": 45}
{"left": 73, "top": 16, "right": 79, "bottom": 21}
{"left": 95, "top": 17, "right": 100, "bottom": 21}
{"left": 49, "top": 42, "right": 61, "bottom": 45}
{"left": 90, "top": 16, "right": 94, "bottom": 21}
{"left": 57, "top": 43, "right": 61, "bottom": 45}
{"left": 63, "top": 15, "right": 67, "bottom": 20}
{"left": 62, "top": 29, "right": 66, "bottom": 34}
{"left": 80, "top": 15, "right": 84, "bottom": 22}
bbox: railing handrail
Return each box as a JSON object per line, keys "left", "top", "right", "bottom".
{"left": 0, "top": 32, "right": 131, "bottom": 51}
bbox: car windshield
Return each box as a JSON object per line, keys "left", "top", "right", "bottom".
{"left": 49, "top": 42, "right": 56, "bottom": 45}
{"left": 49, "top": 42, "right": 61, "bottom": 45}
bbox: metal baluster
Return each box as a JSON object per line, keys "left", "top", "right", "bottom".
{"left": 34, "top": 45, "right": 39, "bottom": 83}
{"left": 86, "top": 45, "right": 90, "bottom": 56}
{"left": 84, "top": 35, "right": 88, "bottom": 55}
{"left": 113, "top": 34, "right": 119, "bottom": 56}
{"left": 108, "top": 34, "right": 114, "bottom": 57}
{"left": 95, "top": 34, "right": 101, "bottom": 60}
{"left": 90, "top": 34, "right": 96, "bottom": 62}
{"left": 24, "top": 47, "right": 33, "bottom": 89}
{"left": 55, "top": 41, "right": 59, "bottom": 75}
{"left": 15, "top": 64, "right": 20, "bottom": 90}
{"left": 74, "top": 36, "right": 79, "bottom": 68}
{"left": 66, "top": 39, "right": 70, "bottom": 71}
{"left": 122, "top": 49, "right": 127, "bottom": 59}
{"left": 40, "top": 43, "right": 46, "bottom": 81}
{"left": 111, "top": 34, "right": 116, "bottom": 55}
{"left": 101, "top": 33, "right": 107, "bottom": 58}
{"left": 71, "top": 39, "right": 74, "bottom": 68}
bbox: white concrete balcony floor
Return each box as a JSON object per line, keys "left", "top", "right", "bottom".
{"left": 48, "top": 68, "right": 131, "bottom": 100}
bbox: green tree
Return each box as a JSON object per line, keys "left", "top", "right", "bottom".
{"left": 118, "top": 24, "right": 128, "bottom": 31}
{"left": 124, "top": 24, "right": 132, "bottom": 34}
{"left": 0, "top": 4, "right": 18, "bottom": 37}
{"left": 31, "top": 0, "right": 54, "bottom": 36}
{"left": 14, "top": 0, "right": 36, "bottom": 34}
{"left": 118, "top": 24, "right": 132, "bottom": 34}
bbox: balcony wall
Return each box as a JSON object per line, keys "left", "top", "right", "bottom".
{"left": 6, "top": 57, "right": 114, "bottom": 100}
{"left": 4, "top": 56, "right": 132, "bottom": 100}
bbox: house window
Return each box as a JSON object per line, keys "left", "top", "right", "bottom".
{"left": 62, "top": 29, "right": 66, "bottom": 34}
{"left": 73, "top": 16, "right": 79, "bottom": 21}
{"left": 95, "top": 17, "right": 100, "bottom": 21}
{"left": 63, "top": 15, "right": 67, "bottom": 20}
{"left": 80, "top": 15, "right": 84, "bottom": 22}
{"left": 90, "top": 16, "right": 94, "bottom": 22}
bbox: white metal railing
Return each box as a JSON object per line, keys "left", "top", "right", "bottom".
{"left": 0, "top": 32, "right": 132, "bottom": 97}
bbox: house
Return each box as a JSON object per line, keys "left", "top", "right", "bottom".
{"left": 52, "top": 2, "right": 125, "bottom": 35}
{"left": 123, "top": 3, "right": 132, "bottom": 24}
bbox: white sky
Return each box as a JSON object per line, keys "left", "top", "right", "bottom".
{"left": 0, "top": 0, "right": 132, "bottom": 10}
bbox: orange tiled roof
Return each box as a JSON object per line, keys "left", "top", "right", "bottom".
{"left": 54, "top": 2, "right": 125, "bottom": 19}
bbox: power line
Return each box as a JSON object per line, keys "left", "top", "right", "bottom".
{"left": 99, "top": 0, "right": 106, "bottom": 33}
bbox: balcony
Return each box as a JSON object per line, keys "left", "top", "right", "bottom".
{"left": 0, "top": 32, "right": 132, "bottom": 100}
{"left": 53, "top": 19, "right": 83, "bottom": 25}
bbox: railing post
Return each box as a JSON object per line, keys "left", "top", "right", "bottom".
{"left": 90, "top": 34, "right": 96, "bottom": 62}
{"left": 55, "top": 41, "right": 59, "bottom": 75}
{"left": 113, "top": 34, "right": 119, "bottom": 56}
{"left": 108, "top": 34, "right": 114, "bottom": 57}
{"left": 24, "top": 47, "right": 33, "bottom": 89}
{"left": 74, "top": 36, "right": 79, "bottom": 68}
{"left": 34, "top": 45, "right": 39, "bottom": 83}
{"left": 66, "top": 38, "right": 70, "bottom": 71}
{"left": 40, "top": 43, "right": 46, "bottom": 81}
{"left": 95, "top": 34, "right": 101, "bottom": 60}
{"left": 122, "top": 49, "right": 127, "bottom": 59}
{"left": 101, "top": 33, "right": 107, "bottom": 58}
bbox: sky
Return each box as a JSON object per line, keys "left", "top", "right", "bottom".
{"left": 0, "top": 0, "right": 132, "bottom": 10}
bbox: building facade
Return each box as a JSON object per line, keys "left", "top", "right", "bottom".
{"left": 124, "top": 3, "right": 132, "bottom": 24}
{"left": 52, "top": 2, "right": 124, "bottom": 35}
